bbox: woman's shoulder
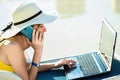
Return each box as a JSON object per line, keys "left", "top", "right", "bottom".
{"left": 1, "top": 40, "right": 22, "bottom": 53}
{"left": 0, "top": 39, "right": 24, "bottom": 66}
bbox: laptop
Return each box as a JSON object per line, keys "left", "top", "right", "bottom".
{"left": 63, "top": 18, "right": 117, "bottom": 80}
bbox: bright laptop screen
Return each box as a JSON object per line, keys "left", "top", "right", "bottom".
{"left": 99, "top": 19, "right": 117, "bottom": 67}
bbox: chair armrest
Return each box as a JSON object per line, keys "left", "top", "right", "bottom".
{"left": 0, "top": 70, "right": 22, "bottom": 80}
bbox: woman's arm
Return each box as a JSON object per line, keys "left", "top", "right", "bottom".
{"left": 38, "top": 63, "right": 56, "bottom": 72}
{"left": 28, "top": 50, "right": 42, "bottom": 80}
{"left": 38, "top": 59, "right": 76, "bottom": 72}
{"left": 27, "top": 28, "right": 44, "bottom": 80}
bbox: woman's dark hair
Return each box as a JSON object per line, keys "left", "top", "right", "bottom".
{"left": 2, "top": 22, "right": 13, "bottom": 32}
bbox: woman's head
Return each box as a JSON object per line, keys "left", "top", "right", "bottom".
{"left": 33, "top": 24, "right": 47, "bottom": 33}
{"left": 17, "top": 24, "right": 46, "bottom": 41}
{"left": 13, "top": 24, "right": 47, "bottom": 43}
{"left": 1, "top": 2, "right": 58, "bottom": 39}
{"left": 18, "top": 24, "right": 46, "bottom": 39}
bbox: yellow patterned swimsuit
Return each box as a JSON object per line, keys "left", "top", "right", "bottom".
{"left": 0, "top": 37, "right": 14, "bottom": 72}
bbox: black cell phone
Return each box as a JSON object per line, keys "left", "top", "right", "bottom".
{"left": 20, "top": 26, "right": 33, "bottom": 41}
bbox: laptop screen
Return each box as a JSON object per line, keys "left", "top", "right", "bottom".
{"left": 99, "top": 18, "right": 117, "bottom": 68}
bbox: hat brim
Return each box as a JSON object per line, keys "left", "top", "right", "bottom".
{"left": 1, "top": 25, "right": 25, "bottom": 39}
{"left": 17, "top": 11, "right": 58, "bottom": 27}
{"left": 1, "top": 11, "right": 58, "bottom": 39}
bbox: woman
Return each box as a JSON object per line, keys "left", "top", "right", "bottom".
{"left": 0, "top": 2, "right": 76, "bottom": 80}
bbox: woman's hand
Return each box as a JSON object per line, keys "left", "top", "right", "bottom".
{"left": 32, "top": 28, "right": 44, "bottom": 52}
{"left": 55, "top": 59, "right": 76, "bottom": 68}
{"left": 27, "top": 27, "right": 44, "bottom": 53}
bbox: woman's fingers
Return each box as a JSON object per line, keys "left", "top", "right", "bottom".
{"left": 32, "top": 29, "right": 35, "bottom": 41}
{"left": 32, "top": 28, "right": 44, "bottom": 42}
{"left": 66, "top": 59, "right": 76, "bottom": 68}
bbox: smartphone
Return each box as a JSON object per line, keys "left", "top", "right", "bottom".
{"left": 20, "top": 25, "right": 33, "bottom": 41}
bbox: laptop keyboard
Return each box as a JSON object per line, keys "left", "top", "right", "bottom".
{"left": 77, "top": 54, "right": 100, "bottom": 76}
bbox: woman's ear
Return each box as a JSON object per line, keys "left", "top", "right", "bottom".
{"left": 26, "top": 38, "right": 31, "bottom": 46}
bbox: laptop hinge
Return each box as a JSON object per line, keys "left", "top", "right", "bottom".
{"left": 97, "top": 51, "right": 110, "bottom": 71}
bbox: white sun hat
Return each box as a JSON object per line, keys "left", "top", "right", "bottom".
{"left": 1, "top": 2, "right": 58, "bottom": 39}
